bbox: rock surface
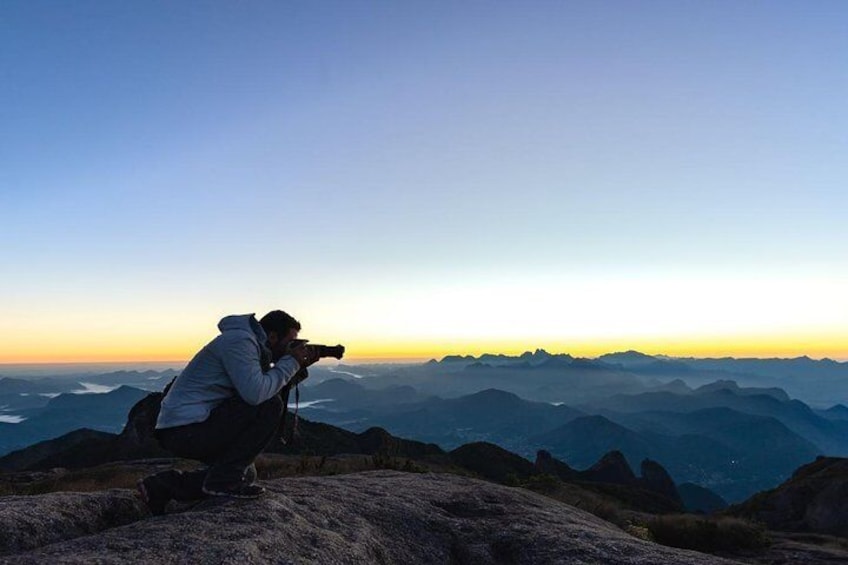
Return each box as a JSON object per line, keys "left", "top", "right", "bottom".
{"left": 0, "top": 489, "right": 145, "bottom": 556}
{"left": 0, "top": 471, "right": 738, "bottom": 564}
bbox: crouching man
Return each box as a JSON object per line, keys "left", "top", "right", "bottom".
{"left": 137, "top": 310, "right": 317, "bottom": 514}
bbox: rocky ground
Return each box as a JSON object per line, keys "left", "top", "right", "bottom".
{"left": 0, "top": 470, "right": 739, "bottom": 564}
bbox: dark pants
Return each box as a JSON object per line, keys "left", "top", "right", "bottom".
{"left": 153, "top": 394, "right": 283, "bottom": 500}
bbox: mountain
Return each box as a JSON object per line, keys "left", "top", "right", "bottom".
{"left": 694, "top": 379, "right": 789, "bottom": 401}
{"left": 0, "top": 392, "right": 692, "bottom": 519}
{"left": 297, "top": 379, "right": 829, "bottom": 502}
{"left": 0, "top": 376, "right": 73, "bottom": 395}
{"left": 448, "top": 442, "right": 537, "bottom": 483}
{"left": 0, "top": 386, "right": 150, "bottom": 456}
{"left": 530, "top": 411, "right": 818, "bottom": 502}
{"left": 586, "top": 386, "right": 848, "bottom": 456}
{"left": 299, "top": 377, "right": 425, "bottom": 409}
{"left": 0, "top": 429, "right": 115, "bottom": 473}
{"left": 321, "top": 388, "right": 584, "bottom": 455}
{"left": 598, "top": 350, "right": 662, "bottom": 367}
{"left": 536, "top": 449, "right": 684, "bottom": 513}
{"left": 728, "top": 456, "right": 848, "bottom": 537}
{"left": 355, "top": 352, "right": 654, "bottom": 404}
{"left": 532, "top": 415, "right": 656, "bottom": 470}
{"left": 818, "top": 404, "right": 848, "bottom": 421}
{"left": 424, "top": 350, "right": 848, "bottom": 408}
{"left": 673, "top": 356, "right": 848, "bottom": 382}
{"left": 669, "top": 356, "right": 848, "bottom": 405}
{"left": 11, "top": 389, "right": 848, "bottom": 561}
{"left": 75, "top": 370, "right": 177, "bottom": 389}
{"left": 597, "top": 351, "right": 695, "bottom": 376}
{"left": 437, "top": 349, "right": 573, "bottom": 368}
{"left": 678, "top": 483, "right": 728, "bottom": 514}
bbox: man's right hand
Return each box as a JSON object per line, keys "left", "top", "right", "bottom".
{"left": 288, "top": 343, "right": 319, "bottom": 368}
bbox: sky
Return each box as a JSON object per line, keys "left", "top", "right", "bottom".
{"left": 1, "top": 1, "right": 846, "bottom": 364}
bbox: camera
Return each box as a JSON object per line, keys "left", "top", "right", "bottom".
{"left": 289, "top": 339, "right": 345, "bottom": 360}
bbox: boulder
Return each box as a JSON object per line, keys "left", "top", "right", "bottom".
{"left": 0, "top": 471, "right": 737, "bottom": 564}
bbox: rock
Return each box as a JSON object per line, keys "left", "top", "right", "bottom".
{"left": 0, "top": 489, "right": 146, "bottom": 556}
{"left": 0, "top": 471, "right": 739, "bottom": 564}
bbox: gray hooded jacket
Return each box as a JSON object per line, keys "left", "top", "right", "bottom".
{"left": 156, "top": 314, "right": 301, "bottom": 429}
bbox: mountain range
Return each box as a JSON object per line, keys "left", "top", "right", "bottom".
{"left": 3, "top": 352, "right": 847, "bottom": 503}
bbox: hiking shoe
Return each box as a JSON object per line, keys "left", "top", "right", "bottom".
{"left": 202, "top": 481, "right": 266, "bottom": 499}
{"left": 137, "top": 476, "right": 170, "bottom": 516}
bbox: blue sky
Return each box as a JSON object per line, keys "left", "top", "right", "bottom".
{"left": 1, "top": 1, "right": 846, "bottom": 362}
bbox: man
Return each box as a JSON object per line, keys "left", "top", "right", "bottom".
{"left": 137, "top": 310, "right": 318, "bottom": 515}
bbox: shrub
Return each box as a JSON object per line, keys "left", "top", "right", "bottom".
{"left": 371, "top": 454, "right": 426, "bottom": 473}
{"left": 648, "top": 514, "right": 771, "bottom": 554}
{"left": 522, "top": 473, "right": 560, "bottom": 494}
{"left": 521, "top": 476, "right": 628, "bottom": 528}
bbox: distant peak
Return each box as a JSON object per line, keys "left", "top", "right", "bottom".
{"left": 597, "top": 350, "right": 658, "bottom": 365}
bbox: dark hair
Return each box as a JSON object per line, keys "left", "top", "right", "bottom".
{"left": 259, "top": 310, "right": 301, "bottom": 336}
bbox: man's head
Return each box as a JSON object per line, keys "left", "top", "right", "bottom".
{"left": 260, "top": 310, "right": 301, "bottom": 359}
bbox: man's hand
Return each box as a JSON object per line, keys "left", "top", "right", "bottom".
{"left": 288, "top": 343, "right": 320, "bottom": 368}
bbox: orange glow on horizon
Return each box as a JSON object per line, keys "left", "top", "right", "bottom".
{"left": 1, "top": 332, "right": 845, "bottom": 365}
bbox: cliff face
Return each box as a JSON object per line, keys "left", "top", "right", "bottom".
{"left": 1, "top": 471, "right": 735, "bottom": 564}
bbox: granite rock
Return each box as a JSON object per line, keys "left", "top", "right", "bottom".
{"left": 0, "top": 471, "right": 738, "bottom": 564}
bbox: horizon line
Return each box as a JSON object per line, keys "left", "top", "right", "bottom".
{"left": 1, "top": 350, "right": 846, "bottom": 367}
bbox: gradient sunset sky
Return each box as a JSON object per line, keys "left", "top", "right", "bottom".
{"left": 2, "top": 1, "right": 846, "bottom": 364}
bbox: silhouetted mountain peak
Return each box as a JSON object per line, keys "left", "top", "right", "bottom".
{"left": 45, "top": 385, "right": 148, "bottom": 410}
{"left": 693, "top": 380, "right": 791, "bottom": 402}
{"left": 678, "top": 483, "right": 728, "bottom": 514}
{"left": 606, "top": 349, "right": 655, "bottom": 359}
{"left": 519, "top": 348, "right": 551, "bottom": 359}
{"left": 310, "top": 378, "right": 363, "bottom": 395}
{"left": 448, "top": 442, "right": 536, "bottom": 483}
{"left": 439, "top": 354, "right": 477, "bottom": 363}
{"left": 597, "top": 350, "right": 657, "bottom": 366}
{"left": 649, "top": 379, "right": 693, "bottom": 394}
{"left": 640, "top": 459, "right": 681, "bottom": 503}
{"left": 462, "top": 388, "right": 522, "bottom": 405}
{"left": 730, "top": 456, "right": 848, "bottom": 537}
{"left": 535, "top": 449, "right": 577, "bottom": 480}
{"left": 822, "top": 404, "right": 848, "bottom": 421}
{"left": 696, "top": 379, "right": 740, "bottom": 393}
{"left": 586, "top": 450, "right": 636, "bottom": 484}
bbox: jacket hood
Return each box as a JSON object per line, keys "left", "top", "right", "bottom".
{"left": 217, "top": 314, "right": 268, "bottom": 344}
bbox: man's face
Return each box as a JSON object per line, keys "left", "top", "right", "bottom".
{"left": 268, "top": 327, "right": 299, "bottom": 360}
